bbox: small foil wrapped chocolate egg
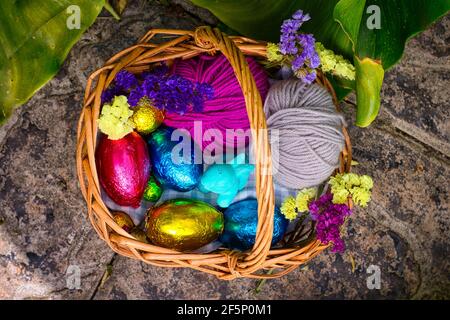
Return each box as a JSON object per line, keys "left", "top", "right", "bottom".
{"left": 147, "top": 125, "right": 203, "bottom": 192}
{"left": 145, "top": 199, "right": 224, "bottom": 251}
{"left": 220, "top": 199, "right": 288, "bottom": 251}
{"left": 130, "top": 227, "right": 149, "bottom": 243}
{"left": 112, "top": 211, "right": 134, "bottom": 232}
{"left": 143, "top": 175, "right": 163, "bottom": 202}
{"left": 131, "top": 99, "right": 164, "bottom": 135}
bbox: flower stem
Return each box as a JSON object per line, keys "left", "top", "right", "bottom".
{"left": 254, "top": 269, "right": 274, "bottom": 294}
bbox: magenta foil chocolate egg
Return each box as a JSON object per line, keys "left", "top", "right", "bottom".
{"left": 96, "top": 132, "right": 151, "bottom": 208}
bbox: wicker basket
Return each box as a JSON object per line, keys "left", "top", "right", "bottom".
{"left": 77, "top": 26, "right": 352, "bottom": 280}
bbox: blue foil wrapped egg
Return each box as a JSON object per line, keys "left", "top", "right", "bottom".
{"left": 147, "top": 125, "right": 203, "bottom": 192}
{"left": 220, "top": 199, "right": 288, "bottom": 251}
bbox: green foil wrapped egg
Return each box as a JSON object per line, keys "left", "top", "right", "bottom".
{"left": 143, "top": 175, "right": 163, "bottom": 202}
{"left": 145, "top": 199, "right": 224, "bottom": 251}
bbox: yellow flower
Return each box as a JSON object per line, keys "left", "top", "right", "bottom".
{"left": 329, "top": 173, "right": 374, "bottom": 207}
{"left": 342, "top": 173, "right": 360, "bottom": 188}
{"left": 267, "top": 43, "right": 283, "bottom": 62}
{"left": 98, "top": 95, "right": 135, "bottom": 140}
{"left": 351, "top": 187, "right": 371, "bottom": 207}
{"left": 332, "top": 188, "right": 350, "bottom": 204}
{"left": 359, "top": 175, "right": 374, "bottom": 190}
{"left": 281, "top": 196, "right": 297, "bottom": 221}
{"left": 281, "top": 188, "right": 317, "bottom": 221}
{"left": 315, "top": 42, "right": 336, "bottom": 73}
{"left": 315, "top": 42, "right": 355, "bottom": 81}
{"left": 296, "top": 188, "right": 317, "bottom": 212}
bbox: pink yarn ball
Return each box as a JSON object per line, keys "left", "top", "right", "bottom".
{"left": 164, "top": 54, "right": 269, "bottom": 151}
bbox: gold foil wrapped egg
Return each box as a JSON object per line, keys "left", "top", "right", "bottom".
{"left": 131, "top": 98, "right": 164, "bottom": 135}
{"left": 145, "top": 199, "right": 224, "bottom": 251}
{"left": 112, "top": 211, "right": 134, "bottom": 232}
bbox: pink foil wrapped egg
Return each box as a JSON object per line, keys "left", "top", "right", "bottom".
{"left": 96, "top": 132, "right": 151, "bottom": 208}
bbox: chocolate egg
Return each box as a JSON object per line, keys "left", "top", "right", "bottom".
{"left": 112, "top": 211, "right": 134, "bottom": 232}
{"left": 147, "top": 126, "right": 202, "bottom": 191}
{"left": 130, "top": 227, "right": 149, "bottom": 243}
{"left": 143, "top": 175, "right": 163, "bottom": 202}
{"left": 96, "top": 132, "right": 151, "bottom": 208}
{"left": 131, "top": 99, "right": 164, "bottom": 135}
{"left": 220, "top": 199, "right": 288, "bottom": 251}
{"left": 145, "top": 199, "right": 224, "bottom": 251}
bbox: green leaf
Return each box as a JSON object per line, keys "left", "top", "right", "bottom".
{"left": 0, "top": 0, "right": 105, "bottom": 124}
{"left": 335, "top": 0, "right": 450, "bottom": 70}
{"left": 104, "top": 1, "right": 121, "bottom": 20}
{"left": 110, "top": 0, "right": 128, "bottom": 16}
{"left": 191, "top": 0, "right": 353, "bottom": 59}
{"left": 334, "top": 0, "right": 450, "bottom": 126}
{"left": 354, "top": 56, "right": 384, "bottom": 127}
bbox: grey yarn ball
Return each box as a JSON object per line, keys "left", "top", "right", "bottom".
{"left": 264, "top": 79, "right": 346, "bottom": 189}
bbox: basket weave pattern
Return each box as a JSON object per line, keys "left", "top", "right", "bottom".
{"left": 77, "top": 26, "right": 352, "bottom": 280}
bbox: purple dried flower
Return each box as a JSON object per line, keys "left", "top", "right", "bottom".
{"left": 128, "top": 85, "right": 145, "bottom": 107}
{"left": 309, "top": 193, "right": 352, "bottom": 253}
{"left": 101, "top": 86, "right": 120, "bottom": 104}
{"left": 115, "top": 70, "right": 138, "bottom": 91}
{"left": 309, "top": 54, "right": 321, "bottom": 69}
{"left": 127, "top": 67, "right": 214, "bottom": 114}
{"left": 292, "top": 9, "right": 310, "bottom": 22}
{"left": 151, "top": 64, "right": 170, "bottom": 77}
{"left": 101, "top": 70, "right": 138, "bottom": 104}
{"left": 279, "top": 10, "right": 321, "bottom": 84}
{"left": 303, "top": 70, "right": 317, "bottom": 84}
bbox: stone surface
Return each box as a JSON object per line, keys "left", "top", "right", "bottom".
{"left": 0, "top": 1, "right": 449, "bottom": 299}
{"left": 380, "top": 15, "right": 450, "bottom": 157}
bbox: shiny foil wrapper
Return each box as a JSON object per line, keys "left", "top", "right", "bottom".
{"left": 131, "top": 100, "right": 164, "bottom": 135}
{"left": 143, "top": 175, "right": 163, "bottom": 202}
{"left": 130, "top": 227, "right": 149, "bottom": 243}
{"left": 146, "top": 199, "right": 224, "bottom": 251}
{"left": 112, "top": 211, "right": 134, "bottom": 232}
{"left": 147, "top": 126, "right": 203, "bottom": 192}
{"left": 220, "top": 199, "right": 288, "bottom": 251}
{"left": 96, "top": 132, "right": 151, "bottom": 208}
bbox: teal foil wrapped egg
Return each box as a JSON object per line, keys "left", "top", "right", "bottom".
{"left": 147, "top": 125, "right": 203, "bottom": 192}
{"left": 145, "top": 199, "right": 224, "bottom": 251}
{"left": 220, "top": 199, "right": 288, "bottom": 251}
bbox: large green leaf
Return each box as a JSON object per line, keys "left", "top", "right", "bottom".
{"left": 335, "top": 0, "right": 450, "bottom": 70}
{"left": 0, "top": 0, "right": 105, "bottom": 124}
{"left": 191, "top": 0, "right": 353, "bottom": 59}
{"left": 334, "top": 0, "right": 450, "bottom": 126}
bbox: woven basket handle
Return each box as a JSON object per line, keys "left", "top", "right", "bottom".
{"left": 193, "top": 27, "right": 276, "bottom": 271}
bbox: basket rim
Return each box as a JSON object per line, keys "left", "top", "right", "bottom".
{"left": 76, "top": 26, "right": 352, "bottom": 280}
